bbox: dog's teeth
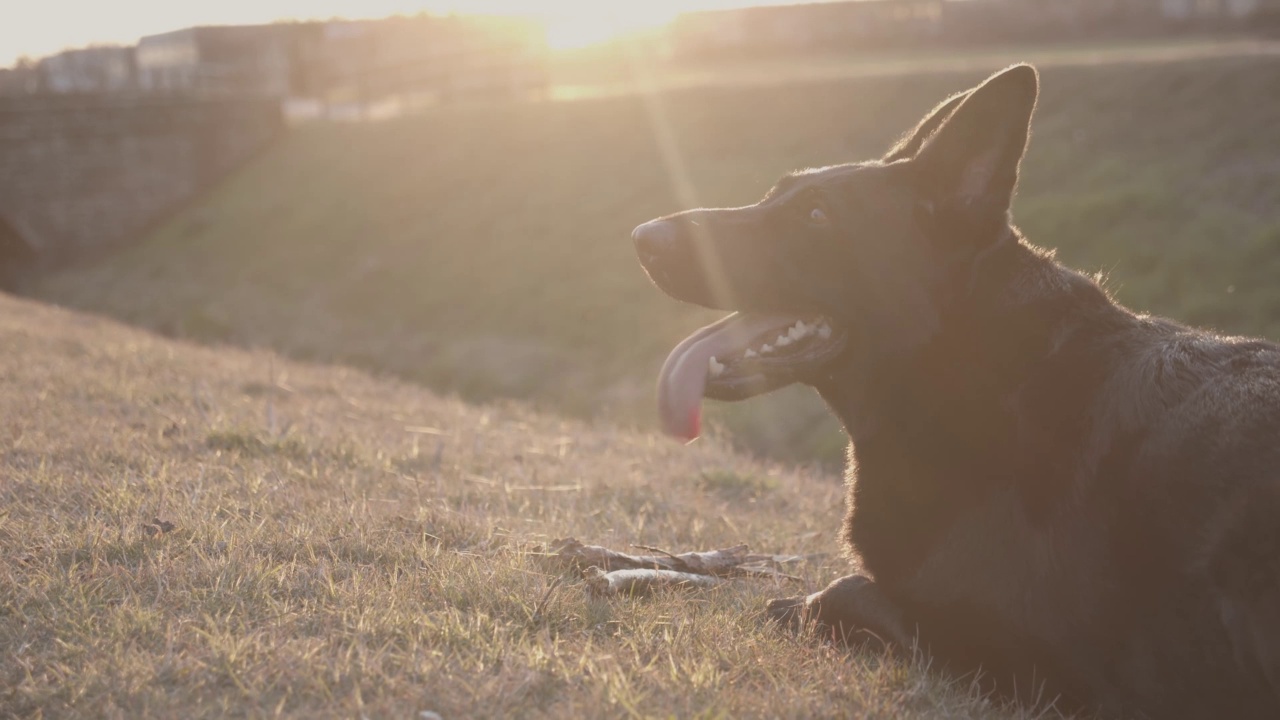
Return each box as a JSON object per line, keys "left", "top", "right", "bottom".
{"left": 709, "top": 356, "right": 725, "bottom": 377}
{"left": 744, "top": 349, "right": 758, "bottom": 359}
{"left": 818, "top": 323, "right": 832, "bottom": 339}
{"left": 789, "top": 323, "right": 807, "bottom": 341}
{"left": 776, "top": 335, "right": 792, "bottom": 347}
{"left": 760, "top": 343, "right": 773, "bottom": 354}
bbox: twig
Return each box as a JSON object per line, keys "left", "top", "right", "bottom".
{"left": 405, "top": 425, "right": 450, "bottom": 436}
{"left": 632, "top": 544, "right": 683, "bottom": 563}
{"left": 585, "top": 567, "right": 723, "bottom": 597}
{"left": 550, "top": 538, "right": 806, "bottom": 583}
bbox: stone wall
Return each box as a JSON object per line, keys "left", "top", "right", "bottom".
{"left": 0, "top": 94, "right": 283, "bottom": 265}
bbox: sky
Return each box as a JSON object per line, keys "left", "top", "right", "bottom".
{"left": 2, "top": 0, "right": 827, "bottom": 67}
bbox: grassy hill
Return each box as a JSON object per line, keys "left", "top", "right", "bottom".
{"left": 26, "top": 54, "right": 1280, "bottom": 464}
{"left": 0, "top": 293, "right": 1051, "bottom": 718}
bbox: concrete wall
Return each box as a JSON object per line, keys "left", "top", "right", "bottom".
{"left": 0, "top": 95, "right": 283, "bottom": 264}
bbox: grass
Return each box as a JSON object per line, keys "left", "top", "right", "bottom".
{"left": 25, "top": 52, "right": 1280, "bottom": 466}
{"left": 0, "top": 293, "right": 1068, "bottom": 718}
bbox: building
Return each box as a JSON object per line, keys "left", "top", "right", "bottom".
{"left": 38, "top": 46, "right": 135, "bottom": 93}
{"left": 1159, "top": 0, "right": 1273, "bottom": 20}
{"left": 136, "top": 24, "right": 312, "bottom": 96}
{"left": 298, "top": 14, "right": 549, "bottom": 102}
{"left": 423, "top": 14, "right": 551, "bottom": 99}
{"left": 0, "top": 58, "right": 49, "bottom": 96}
{"left": 300, "top": 16, "right": 441, "bottom": 95}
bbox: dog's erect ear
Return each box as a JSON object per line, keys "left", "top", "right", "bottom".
{"left": 883, "top": 90, "right": 970, "bottom": 163}
{"left": 912, "top": 64, "right": 1038, "bottom": 211}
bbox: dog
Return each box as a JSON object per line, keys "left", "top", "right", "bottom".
{"left": 631, "top": 64, "right": 1280, "bottom": 718}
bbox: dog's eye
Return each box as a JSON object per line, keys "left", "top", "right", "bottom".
{"left": 808, "top": 206, "right": 829, "bottom": 227}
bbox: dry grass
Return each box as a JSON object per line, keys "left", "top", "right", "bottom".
{"left": 0, "top": 294, "right": 1068, "bottom": 718}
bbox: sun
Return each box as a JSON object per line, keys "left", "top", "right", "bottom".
{"left": 414, "top": 1, "right": 691, "bottom": 50}
{"left": 417, "top": 1, "right": 701, "bottom": 49}
{"left": 541, "top": 8, "right": 681, "bottom": 50}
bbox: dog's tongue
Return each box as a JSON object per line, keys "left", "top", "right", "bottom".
{"left": 657, "top": 312, "right": 795, "bottom": 442}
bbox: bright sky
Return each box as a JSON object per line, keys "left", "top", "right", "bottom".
{"left": 2, "top": 0, "right": 827, "bottom": 67}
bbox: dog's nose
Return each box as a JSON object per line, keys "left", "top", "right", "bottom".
{"left": 631, "top": 220, "right": 676, "bottom": 259}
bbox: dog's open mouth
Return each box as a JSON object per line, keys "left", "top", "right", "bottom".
{"left": 658, "top": 312, "right": 848, "bottom": 441}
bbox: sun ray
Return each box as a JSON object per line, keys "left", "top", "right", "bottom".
{"left": 628, "top": 36, "right": 793, "bottom": 448}
{"left": 628, "top": 42, "right": 735, "bottom": 309}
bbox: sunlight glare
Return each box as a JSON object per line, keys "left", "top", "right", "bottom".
{"left": 542, "top": 8, "right": 680, "bottom": 50}
{"left": 1, "top": 0, "right": 781, "bottom": 65}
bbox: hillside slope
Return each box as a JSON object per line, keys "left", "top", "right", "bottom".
{"left": 27, "top": 55, "right": 1280, "bottom": 463}
{"left": 0, "top": 293, "right": 1051, "bottom": 718}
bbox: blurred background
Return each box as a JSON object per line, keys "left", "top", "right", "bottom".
{"left": 2, "top": 0, "right": 1279, "bottom": 465}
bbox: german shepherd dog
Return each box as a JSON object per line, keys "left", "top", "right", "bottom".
{"left": 631, "top": 65, "right": 1280, "bottom": 718}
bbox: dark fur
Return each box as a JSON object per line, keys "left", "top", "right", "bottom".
{"left": 632, "top": 65, "right": 1280, "bottom": 718}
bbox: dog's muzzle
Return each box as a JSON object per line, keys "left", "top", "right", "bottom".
{"left": 632, "top": 219, "right": 676, "bottom": 266}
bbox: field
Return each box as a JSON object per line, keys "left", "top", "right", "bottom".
{"left": 26, "top": 51, "right": 1280, "bottom": 467}
{"left": 0, "top": 293, "right": 1058, "bottom": 718}
{"left": 12, "top": 40, "right": 1280, "bottom": 719}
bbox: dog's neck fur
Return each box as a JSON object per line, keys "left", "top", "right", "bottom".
{"left": 819, "top": 233, "right": 1121, "bottom": 436}
{"left": 814, "top": 231, "right": 1136, "bottom": 581}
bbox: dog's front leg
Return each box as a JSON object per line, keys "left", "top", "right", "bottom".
{"left": 767, "top": 574, "right": 913, "bottom": 653}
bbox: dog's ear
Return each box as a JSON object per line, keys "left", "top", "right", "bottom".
{"left": 912, "top": 64, "right": 1038, "bottom": 212}
{"left": 883, "top": 89, "right": 970, "bottom": 163}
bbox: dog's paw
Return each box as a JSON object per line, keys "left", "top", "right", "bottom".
{"left": 765, "top": 594, "right": 807, "bottom": 631}
{"left": 767, "top": 576, "right": 913, "bottom": 652}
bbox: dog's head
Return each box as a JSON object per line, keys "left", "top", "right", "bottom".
{"left": 633, "top": 65, "right": 1039, "bottom": 440}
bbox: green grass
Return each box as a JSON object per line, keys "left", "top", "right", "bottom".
{"left": 26, "top": 53, "right": 1280, "bottom": 465}
{"left": 0, "top": 293, "right": 1064, "bottom": 718}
